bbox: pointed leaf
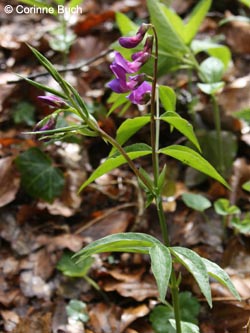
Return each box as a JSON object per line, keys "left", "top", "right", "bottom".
{"left": 160, "top": 113, "right": 200, "bottom": 151}
{"left": 170, "top": 247, "right": 212, "bottom": 307}
{"left": 74, "top": 232, "right": 162, "bottom": 263}
{"left": 116, "top": 12, "right": 138, "bottom": 35}
{"left": 202, "top": 258, "right": 241, "bottom": 300}
{"left": 109, "top": 116, "right": 150, "bottom": 156}
{"left": 79, "top": 144, "right": 152, "bottom": 191}
{"left": 159, "top": 5, "right": 185, "bottom": 41}
{"left": 159, "top": 85, "right": 176, "bottom": 112}
{"left": 146, "top": 0, "right": 188, "bottom": 55}
{"left": 17, "top": 75, "right": 67, "bottom": 99}
{"left": 149, "top": 245, "right": 172, "bottom": 303}
{"left": 15, "top": 147, "right": 65, "bottom": 203}
{"left": 184, "top": 0, "right": 212, "bottom": 44}
{"left": 159, "top": 145, "right": 229, "bottom": 188}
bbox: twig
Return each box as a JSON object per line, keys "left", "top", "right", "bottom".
{"left": 7, "top": 48, "right": 112, "bottom": 84}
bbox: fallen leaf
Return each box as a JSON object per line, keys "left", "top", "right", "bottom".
{"left": 0, "top": 156, "right": 20, "bottom": 207}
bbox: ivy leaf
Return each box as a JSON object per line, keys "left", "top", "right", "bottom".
{"left": 15, "top": 147, "right": 65, "bottom": 203}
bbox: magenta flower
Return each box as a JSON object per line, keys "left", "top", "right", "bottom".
{"left": 38, "top": 95, "right": 68, "bottom": 109}
{"left": 108, "top": 24, "right": 153, "bottom": 105}
{"left": 128, "top": 82, "right": 152, "bottom": 105}
{"left": 119, "top": 24, "right": 150, "bottom": 49}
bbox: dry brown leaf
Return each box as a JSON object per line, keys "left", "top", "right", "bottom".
{"left": 1, "top": 310, "right": 19, "bottom": 332}
{"left": 0, "top": 156, "right": 20, "bottom": 207}
{"left": 222, "top": 14, "right": 250, "bottom": 54}
{"left": 13, "top": 312, "right": 52, "bottom": 333}
{"left": 102, "top": 274, "right": 158, "bottom": 302}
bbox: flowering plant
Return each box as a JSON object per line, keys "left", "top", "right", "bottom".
{"left": 22, "top": 21, "right": 240, "bottom": 333}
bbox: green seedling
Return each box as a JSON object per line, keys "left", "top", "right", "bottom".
{"left": 182, "top": 193, "right": 212, "bottom": 223}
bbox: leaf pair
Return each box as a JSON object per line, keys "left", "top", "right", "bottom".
{"left": 73, "top": 232, "right": 240, "bottom": 305}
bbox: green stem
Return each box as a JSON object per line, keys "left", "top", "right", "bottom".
{"left": 211, "top": 94, "right": 224, "bottom": 175}
{"left": 151, "top": 26, "right": 182, "bottom": 333}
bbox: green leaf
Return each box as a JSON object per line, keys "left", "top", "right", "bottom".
{"left": 68, "top": 0, "right": 84, "bottom": 9}
{"left": 231, "top": 215, "right": 250, "bottom": 235}
{"left": 13, "top": 101, "right": 35, "bottom": 126}
{"left": 79, "top": 143, "right": 152, "bottom": 191}
{"left": 239, "top": 0, "right": 250, "bottom": 8}
{"left": 109, "top": 117, "right": 150, "bottom": 156}
{"left": 17, "top": 75, "right": 67, "bottom": 99}
{"left": 184, "top": 0, "right": 212, "bottom": 44}
{"left": 233, "top": 108, "right": 250, "bottom": 122}
{"left": 159, "top": 85, "right": 176, "bottom": 112}
{"left": 150, "top": 304, "right": 175, "bottom": 333}
{"left": 150, "top": 292, "right": 200, "bottom": 333}
{"left": 159, "top": 145, "right": 229, "bottom": 188}
{"left": 170, "top": 247, "right": 212, "bottom": 307}
{"left": 191, "top": 130, "right": 237, "bottom": 179}
{"left": 115, "top": 12, "right": 138, "bottom": 35}
{"left": 149, "top": 245, "right": 172, "bottom": 303}
{"left": 74, "top": 232, "right": 162, "bottom": 263}
{"left": 191, "top": 40, "right": 231, "bottom": 69}
{"left": 214, "top": 198, "right": 241, "bottom": 216}
{"left": 146, "top": 0, "right": 188, "bottom": 55}
{"left": 159, "top": 5, "right": 185, "bottom": 41}
{"left": 182, "top": 193, "right": 211, "bottom": 212}
{"left": 28, "top": 46, "right": 67, "bottom": 88}
{"left": 169, "top": 320, "right": 200, "bottom": 333}
{"left": 15, "top": 147, "right": 65, "bottom": 203}
{"left": 57, "top": 251, "right": 94, "bottom": 278}
{"left": 199, "top": 57, "right": 225, "bottom": 83}
{"left": 202, "top": 258, "right": 241, "bottom": 300}
{"left": 66, "top": 300, "right": 89, "bottom": 323}
{"left": 198, "top": 82, "right": 225, "bottom": 95}
{"left": 107, "top": 92, "right": 130, "bottom": 116}
{"left": 242, "top": 181, "right": 250, "bottom": 192}
{"left": 160, "top": 112, "right": 200, "bottom": 151}
{"left": 178, "top": 292, "right": 200, "bottom": 325}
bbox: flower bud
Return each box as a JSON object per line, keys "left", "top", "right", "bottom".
{"left": 119, "top": 23, "right": 150, "bottom": 49}
{"left": 38, "top": 95, "right": 68, "bottom": 109}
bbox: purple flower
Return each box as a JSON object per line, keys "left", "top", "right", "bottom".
{"left": 38, "top": 95, "right": 68, "bottom": 109}
{"left": 119, "top": 24, "right": 150, "bottom": 49}
{"left": 34, "top": 117, "right": 57, "bottom": 132}
{"left": 132, "top": 36, "right": 153, "bottom": 61}
{"left": 107, "top": 73, "right": 146, "bottom": 94}
{"left": 128, "top": 81, "right": 152, "bottom": 105}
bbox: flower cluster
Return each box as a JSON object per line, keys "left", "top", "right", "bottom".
{"left": 108, "top": 24, "right": 153, "bottom": 105}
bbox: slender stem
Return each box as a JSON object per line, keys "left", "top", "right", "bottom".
{"left": 150, "top": 26, "right": 182, "bottom": 333}
{"left": 97, "top": 127, "right": 154, "bottom": 193}
{"left": 211, "top": 94, "right": 224, "bottom": 175}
